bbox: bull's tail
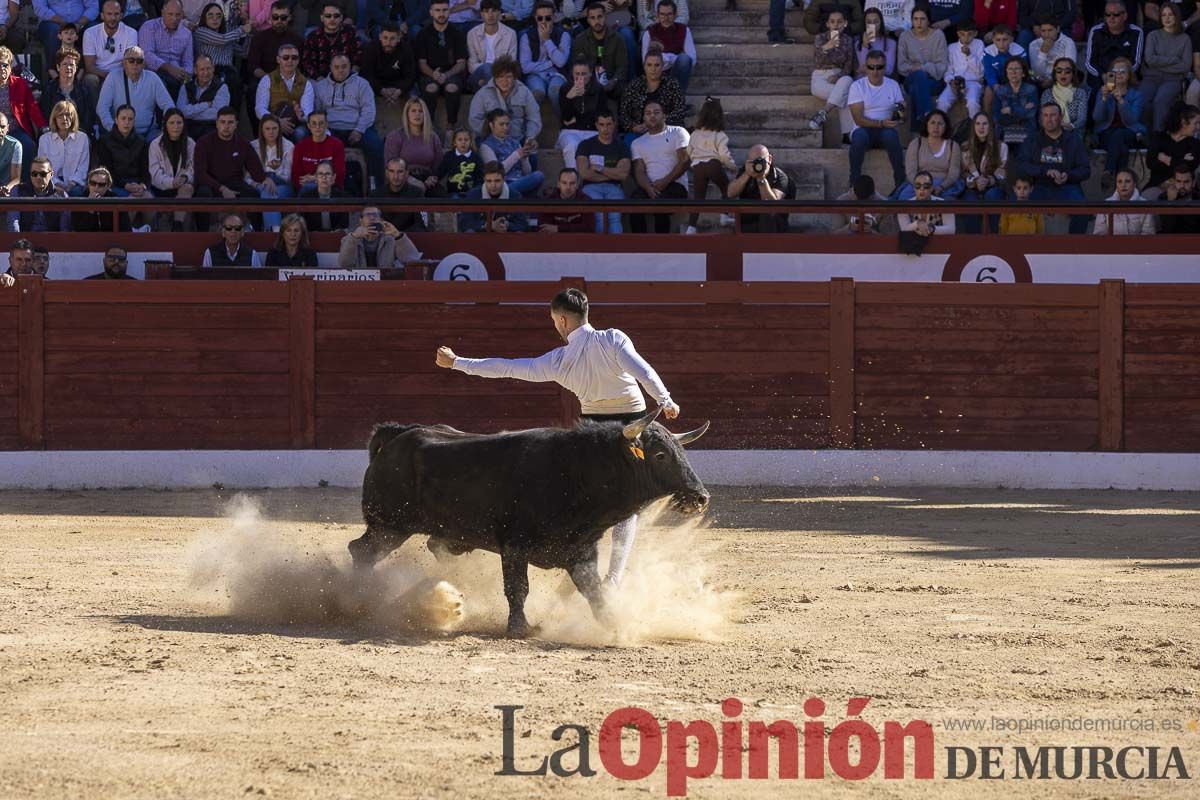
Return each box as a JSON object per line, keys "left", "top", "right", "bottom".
{"left": 367, "top": 423, "right": 424, "bottom": 461}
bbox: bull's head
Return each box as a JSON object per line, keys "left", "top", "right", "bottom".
{"left": 623, "top": 408, "right": 711, "bottom": 514}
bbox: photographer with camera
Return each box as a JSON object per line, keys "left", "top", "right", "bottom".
{"left": 847, "top": 49, "right": 907, "bottom": 192}
{"left": 339, "top": 206, "right": 403, "bottom": 269}
{"left": 726, "top": 144, "right": 796, "bottom": 233}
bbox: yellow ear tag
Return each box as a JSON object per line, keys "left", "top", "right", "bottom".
{"left": 629, "top": 445, "right": 645, "bottom": 460}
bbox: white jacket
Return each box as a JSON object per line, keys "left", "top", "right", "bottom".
{"left": 1094, "top": 190, "right": 1155, "bottom": 235}
{"left": 467, "top": 23, "right": 518, "bottom": 73}
{"left": 946, "top": 38, "right": 985, "bottom": 83}
{"left": 148, "top": 134, "right": 196, "bottom": 192}
{"left": 1029, "top": 33, "right": 1078, "bottom": 84}
{"left": 37, "top": 131, "right": 90, "bottom": 190}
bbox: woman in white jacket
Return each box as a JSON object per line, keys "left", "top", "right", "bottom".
{"left": 253, "top": 114, "right": 295, "bottom": 232}
{"left": 149, "top": 109, "right": 197, "bottom": 232}
{"left": 1094, "top": 169, "right": 1155, "bottom": 235}
{"left": 37, "top": 100, "right": 90, "bottom": 196}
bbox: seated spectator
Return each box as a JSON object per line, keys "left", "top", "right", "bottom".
{"left": 937, "top": 18, "right": 984, "bottom": 118}
{"left": 303, "top": 2, "right": 362, "bottom": 80}
{"left": 291, "top": 110, "right": 346, "bottom": 192}
{"left": 641, "top": 0, "right": 696, "bottom": 93}
{"left": 437, "top": 127, "right": 485, "bottom": 196}
{"left": 897, "top": 109, "right": 963, "bottom": 199}
{"left": 974, "top": 0, "right": 1016, "bottom": 36}
{"left": 414, "top": 0, "right": 469, "bottom": 133}
{"left": 0, "top": 48, "right": 46, "bottom": 183}
{"left": 897, "top": 5, "right": 947, "bottom": 121}
{"left": 459, "top": 160, "right": 531, "bottom": 231}
{"left": 1092, "top": 55, "right": 1145, "bottom": 182}
{"left": 265, "top": 213, "right": 319, "bottom": 267}
{"left": 192, "top": 3, "right": 251, "bottom": 110}
{"left": 95, "top": 105, "right": 152, "bottom": 200}
{"left": 555, "top": 61, "right": 607, "bottom": 168}
{"left": 47, "top": 23, "right": 82, "bottom": 84}
{"left": 500, "top": 0, "right": 534, "bottom": 29}
{"left": 960, "top": 111, "right": 1008, "bottom": 232}
{"left": 98, "top": 45, "right": 173, "bottom": 139}
{"left": 538, "top": 167, "right": 591, "bottom": 232}
{"left": 520, "top": 2, "right": 571, "bottom": 113}
{"left": 899, "top": 170, "right": 956, "bottom": 238}
{"left": 630, "top": 100, "right": 689, "bottom": 233}
{"left": 727, "top": 144, "right": 795, "bottom": 233}
{"left": 1013, "top": 102, "right": 1091, "bottom": 234}
{"left": 803, "top": 0, "right": 865, "bottom": 37}
{"left": 1140, "top": 4, "right": 1191, "bottom": 131}
{"left": 362, "top": 23, "right": 418, "bottom": 108}
{"left": 928, "top": 0, "right": 972, "bottom": 38}
{"left": 138, "top": 0, "right": 193, "bottom": 99}
{"left": 685, "top": 96, "right": 735, "bottom": 234}
{"left": 467, "top": 0, "right": 517, "bottom": 90}
{"left": 619, "top": 44, "right": 685, "bottom": 135}
{"left": 246, "top": 2, "right": 303, "bottom": 123}
{"left": 371, "top": 157, "right": 428, "bottom": 231}
{"left": 1028, "top": 16, "right": 1076, "bottom": 89}
{"left": 2, "top": 239, "right": 34, "bottom": 285}
{"left": 468, "top": 55, "right": 542, "bottom": 143}
{"left": 0, "top": 112, "right": 21, "bottom": 196}
{"left": 992, "top": 55, "right": 1039, "bottom": 144}
{"left": 42, "top": 48, "right": 97, "bottom": 139}
{"left": 6, "top": 156, "right": 70, "bottom": 232}
{"left": 384, "top": 98, "right": 444, "bottom": 195}
{"left": 1016, "top": 0, "right": 1074, "bottom": 49}
{"left": 571, "top": 2, "right": 629, "bottom": 100}
{"left": 1159, "top": 163, "right": 1200, "bottom": 233}
{"left": 202, "top": 212, "right": 263, "bottom": 266}
{"left": 31, "top": 246, "right": 51, "bottom": 278}
{"left": 479, "top": 108, "right": 543, "bottom": 194}
{"left": 37, "top": 100, "right": 88, "bottom": 198}
{"left": 574, "top": 109, "right": 628, "bottom": 233}
{"left": 83, "top": 1, "right": 139, "bottom": 90}
{"left": 178, "top": 54, "right": 229, "bottom": 140}
{"left": 253, "top": 113, "right": 294, "bottom": 230}
{"left": 299, "top": 159, "right": 351, "bottom": 230}
{"left": 809, "top": 9, "right": 857, "bottom": 133}
{"left": 195, "top": 106, "right": 274, "bottom": 231}
{"left": 1040, "top": 57, "right": 1089, "bottom": 132}
{"left": 85, "top": 246, "right": 137, "bottom": 279}
{"left": 149, "top": 108, "right": 195, "bottom": 231}
{"left": 848, "top": 49, "right": 907, "bottom": 191}
{"left": 32, "top": 0, "right": 95, "bottom": 63}
{"left": 254, "top": 42, "right": 312, "bottom": 141}
{"left": 1142, "top": 104, "right": 1200, "bottom": 199}
{"left": 71, "top": 166, "right": 133, "bottom": 231}
{"left": 314, "top": 53, "right": 382, "bottom": 192}
{"left": 981, "top": 24, "right": 1025, "bottom": 112}
{"left": 1084, "top": 1, "right": 1143, "bottom": 90}
{"left": 832, "top": 174, "right": 898, "bottom": 234}
{"left": 855, "top": 7, "right": 897, "bottom": 78}
{"left": 1094, "top": 167, "right": 1154, "bottom": 234}
{"left": 339, "top": 206, "right": 404, "bottom": 267}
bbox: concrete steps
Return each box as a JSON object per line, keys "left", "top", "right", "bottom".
{"left": 725, "top": 127, "right": 821, "bottom": 151}
{"left": 687, "top": 93, "right": 823, "bottom": 127}
{"left": 689, "top": 73, "right": 812, "bottom": 95}
{"left": 696, "top": 43, "right": 814, "bottom": 68}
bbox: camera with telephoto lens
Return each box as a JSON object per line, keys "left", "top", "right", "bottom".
{"left": 750, "top": 157, "right": 768, "bottom": 174}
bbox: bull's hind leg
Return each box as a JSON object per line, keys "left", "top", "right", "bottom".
{"left": 349, "top": 524, "right": 412, "bottom": 570}
{"left": 499, "top": 545, "right": 534, "bottom": 638}
{"left": 569, "top": 548, "right": 616, "bottom": 630}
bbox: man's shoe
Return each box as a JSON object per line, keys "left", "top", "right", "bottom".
{"left": 684, "top": 225, "right": 698, "bottom": 234}
{"left": 719, "top": 213, "right": 736, "bottom": 227}
{"left": 767, "top": 31, "right": 795, "bottom": 44}
{"left": 808, "top": 109, "right": 828, "bottom": 130}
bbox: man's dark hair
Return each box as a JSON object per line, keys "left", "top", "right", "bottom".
{"left": 1040, "top": 101, "right": 1062, "bottom": 113}
{"left": 380, "top": 21, "right": 400, "bottom": 34}
{"left": 1034, "top": 12, "right": 1059, "bottom": 27}
{"left": 657, "top": 0, "right": 677, "bottom": 11}
{"left": 217, "top": 105, "right": 238, "bottom": 119}
{"left": 1173, "top": 162, "right": 1196, "bottom": 177}
{"left": 270, "top": 0, "right": 289, "bottom": 11}
{"left": 957, "top": 18, "right": 977, "bottom": 32}
{"left": 482, "top": 160, "right": 505, "bottom": 177}
{"left": 558, "top": 167, "right": 579, "bottom": 180}
{"left": 851, "top": 175, "right": 875, "bottom": 200}
{"left": 59, "top": 22, "right": 79, "bottom": 34}
{"left": 11, "top": 238, "right": 32, "bottom": 253}
{"left": 321, "top": 2, "right": 343, "bottom": 15}
{"left": 551, "top": 288, "right": 588, "bottom": 319}
{"left": 534, "top": 0, "right": 555, "bottom": 11}
{"left": 595, "top": 109, "right": 614, "bottom": 122}
{"left": 480, "top": 0, "right": 502, "bottom": 10}
{"left": 485, "top": 108, "right": 510, "bottom": 126}
{"left": 865, "top": 49, "right": 886, "bottom": 64}
{"left": 33, "top": 246, "right": 49, "bottom": 256}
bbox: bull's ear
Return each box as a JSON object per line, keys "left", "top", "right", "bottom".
{"left": 622, "top": 406, "right": 662, "bottom": 440}
{"left": 672, "top": 421, "right": 710, "bottom": 446}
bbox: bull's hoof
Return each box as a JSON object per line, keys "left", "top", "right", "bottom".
{"left": 505, "top": 619, "right": 539, "bottom": 639}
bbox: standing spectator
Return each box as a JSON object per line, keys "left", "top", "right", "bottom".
{"left": 298, "top": 159, "right": 351, "bottom": 230}
{"left": 290, "top": 109, "right": 346, "bottom": 190}
{"left": 467, "top": 54, "right": 541, "bottom": 141}
{"left": 927, "top": 0, "right": 972, "bottom": 39}
{"left": 0, "top": 49, "right": 46, "bottom": 183}
{"left": 362, "top": 22, "right": 418, "bottom": 107}
{"left": 873, "top": 0, "right": 915, "bottom": 34}
{"left": 41, "top": 48, "right": 97, "bottom": 139}
{"left": 313, "top": 53, "right": 382, "bottom": 192}
{"left": 1013, "top": 101, "right": 1091, "bottom": 233}
{"left": 1142, "top": 103, "right": 1200, "bottom": 198}
{"left": 727, "top": 145, "right": 795, "bottom": 233}
{"left": 809, "top": 9, "right": 857, "bottom": 133}
{"left": 437, "top": 128, "right": 485, "bottom": 195}
{"left": 519, "top": 1, "right": 570, "bottom": 113}
{"left": 1084, "top": 1, "right": 1144, "bottom": 90}
{"left": 85, "top": 246, "right": 137, "bottom": 278}
{"left": 253, "top": 113, "right": 294, "bottom": 230}
{"left": 803, "top": 0, "right": 865, "bottom": 36}
{"left": 1040, "top": 56, "right": 1089, "bottom": 131}
{"left": 384, "top": 97, "right": 444, "bottom": 194}
{"left": 630, "top": 100, "right": 689, "bottom": 233}
{"left": 194, "top": 106, "right": 273, "bottom": 210}
{"left": 899, "top": 170, "right": 955, "bottom": 236}
{"left": 178, "top": 54, "right": 230, "bottom": 139}
{"left": 6, "top": 156, "right": 70, "bottom": 232}
{"left": 265, "top": 214, "right": 319, "bottom": 267}
{"left": 83, "top": 0, "right": 139, "bottom": 91}
{"left": 254, "top": 42, "right": 313, "bottom": 141}
{"left": 38, "top": 100, "right": 89, "bottom": 196}
{"left": 302, "top": 2, "right": 362, "bottom": 79}
{"left": 458, "top": 161, "right": 531, "bottom": 231}
{"left": 1140, "top": 3, "right": 1191, "bottom": 131}
{"left": 414, "top": 0, "right": 469, "bottom": 133}
{"left": 555, "top": 61, "right": 606, "bottom": 168}
{"left": 897, "top": 108, "right": 963, "bottom": 198}
{"left": 974, "top": 0, "right": 1018, "bottom": 37}
{"left": 371, "top": 157, "right": 427, "bottom": 230}
{"left": 339, "top": 206, "right": 404, "bottom": 266}
{"left": 855, "top": 7, "right": 897, "bottom": 78}
{"left": 33, "top": 0, "right": 97, "bottom": 63}
{"left": 537, "top": 167, "right": 591, "bottom": 232}
{"left": 139, "top": 0, "right": 193, "bottom": 99}
{"left": 685, "top": 96, "right": 735, "bottom": 234}
{"left": 619, "top": 44, "right": 685, "bottom": 134}
{"left": 570, "top": 2, "right": 628, "bottom": 100}
{"left": 95, "top": 105, "right": 151, "bottom": 209}
{"left": 97, "top": 45, "right": 174, "bottom": 139}
{"left": 575, "top": 109, "right": 628, "bottom": 233}
{"left": 1028, "top": 16, "right": 1076, "bottom": 88}
{"left": 960, "top": 110, "right": 1008, "bottom": 231}
{"left": 202, "top": 212, "right": 263, "bottom": 266}
{"left": 1016, "top": 0, "right": 1075, "bottom": 48}
{"left": 0, "top": 112, "right": 21, "bottom": 196}
{"left": 71, "top": 166, "right": 133, "bottom": 231}
{"left": 898, "top": 6, "right": 948, "bottom": 122}
{"left": 467, "top": 0, "right": 517, "bottom": 90}
{"left": 192, "top": 2, "right": 252, "bottom": 110}
{"left": 848, "top": 49, "right": 907, "bottom": 190}
{"left": 479, "top": 108, "right": 543, "bottom": 194}
{"left": 641, "top": 0, "right": 695, "bottom": 93}
{"left": 1094, "top": 167, "right": 1154, "bottom": 233}
{"left": 246, "top": 2, "right": 302, "bottom": 123}
{"left": 936, "top": 18, "right": 984, "bottom": 118}
{"left": 149, "top": 108, "right": 195, "bottom": 231}
{"left": 1092, "top": 54, "right": 1145, "bottom": 181}
{"left": 992, "top": 55, "right": 1039, "bottom": 144}
{"left": 1158, "top": 163, "right": 1200, "bottom": 233}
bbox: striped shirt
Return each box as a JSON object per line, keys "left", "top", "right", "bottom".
{"left": 137, "top": 17, "right": 194, "bottom": 75}
{"left": 193, "top": 24, "right": 250, "bottom": 68}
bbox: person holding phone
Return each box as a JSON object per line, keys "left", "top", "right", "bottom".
{"left": 339, "top": 205, "right": 402, "bottom": 268}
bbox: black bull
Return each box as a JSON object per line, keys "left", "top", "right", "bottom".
{"left": 352, "top": 409, "right": 710, "bottom": 636}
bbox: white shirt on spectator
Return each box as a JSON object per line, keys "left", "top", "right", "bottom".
{"left": 37, "top": 131, "right": 91, "bottom": 190}
{"left": 847, "top": 76, "right": 905, "bottom": 132}
{"left": 631, "top": 124, "right": 690, "bottom": 188}
{"left": 83, "top": 22, "right": 139, "bottom": 76}
{"left": 1029, "top": 33, "right": 1078, "bottom": 84}
{"left": 254, "top": 72, "right": 315, "bottom": 121}
{"left": 947, "top": 38, "right": 985, "bottom": 83}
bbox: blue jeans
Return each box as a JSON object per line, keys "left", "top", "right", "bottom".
{"left": 1031, "top": 182, "right": 1090, "bottom": 234}
{"left": 581, "top": 181, "right": 624, "bottom": 233}
{"left": 10, "top": 127, "right": 32, "bottom": 182}
{"left": 332, "top": 127, "right": 385, "bottom": 191}
{"left": 507, "top": 170, "right": 545, "bottom": 196}
{"left": 525, "top": 72, "right": 567, "bottom": 114}
{"left": 894, "top": 177, "right": 965, "bottom": 200}
{"left": 849, "top": 126, "right": 905, "bottom": 186}
{"left": 615, "top": 25, "right": 637, "bottom": 80}
{"left": 960, "top": 185, "right": 1006, "bottom": 233}
{"left": 1098, "top": 127, "right": 1140, "bottom": 175}
{"left": 668, "top": 53, "right": 694, "bottom": 94}
{"left": 904, "top": 71, "right": 942, "bottom": 122}
{"left": 262, "top": 178, "right": 294, "bottom": 231}
{"left": 768, "top": 0, "right": 786, "bottom": 36}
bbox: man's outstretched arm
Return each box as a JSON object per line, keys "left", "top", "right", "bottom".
{"left": 610, "top": 333, "right": 680, "bottom": 419}
{"left": 436, "top": 346, "right": 561, "bottom": 384}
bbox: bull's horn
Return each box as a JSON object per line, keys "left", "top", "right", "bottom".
{"left": 672, "top": 421, "right": 711, "bottom": 446}
{"left": 622, "top": 406, "right": 662, "bottom": 440}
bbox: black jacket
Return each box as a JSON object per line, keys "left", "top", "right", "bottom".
{"left": 299, "top": 185, "right": 351, "bottom": 231}
{"left": 370, "top": 181, "right": 427, "bottom": 231}
{"left": 94, "top": 128, "right": 151, "bottom": 188}
{"left": 361, "top": 40, "right": 417, "bottom": 95}
{"left": 71, "top": 189, "right": 133, "bottom": 232}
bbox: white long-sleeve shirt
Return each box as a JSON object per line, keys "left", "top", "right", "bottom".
{"left": 37, "top": 131, "right": 90, "bottom": 190}
{"left": 452, "top": 323, "right": 672, "bottom": 415}
{"left": 946, "top": 38, "right": 985, "bottom": 83}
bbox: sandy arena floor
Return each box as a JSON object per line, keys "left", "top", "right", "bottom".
{"left": 1, "top": 486, "right": 1199, "bottom": 799}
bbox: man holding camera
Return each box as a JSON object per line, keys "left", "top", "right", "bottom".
{"left": 339, "top": 206, "right": 402, "bottom": 269}
{"left": 847, "top": 49, "right": 907, "bottom": 192}
{"left": 726, "top": 144, "right": 795, "bottom": 233}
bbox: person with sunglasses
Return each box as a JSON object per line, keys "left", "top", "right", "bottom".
{"left": 302, "top": 2, "right": 362, "bottom": 80}
{"left": 518, "top": 1, "right": 570, "bottom": 114}
{"left": 85, "top": 246, "right": 137, "bottom": 279}
{"left": 97, "top": 45, "right": 174, "bottom": 140}
{"left": 246, "top": 2, "right": 302, "bottom": 124}
{"left": 847, "top": 48, "right": 907, "bottom": 191}
{"left": 1040, "top": 56, "right": 1089, "bottom": 131}
{"left": 0, "top": 47, "right": 47, "bottom": 184}
{"left": 201, "top": 212, "right": 264, "bottom": 267}
{"left": 71, "top": 167, "right": 134, "bottom": 232}
{"left": 254, "top": 43, "right": 314, "bottom": 141}
{"left": 82, "top": 0, "right": 140, "bottom": 91}
{"left": 1092, "top": 54, "right": 1145, "bottom": 182}
{"left": 1028, "top": 16, "right": 1076, "bottom": 89}
{"left": 1084, "top": 0, "right": 1144, "bottom": 90}
{"left": 5, "top": 156, "right": 70, "bottom": 234}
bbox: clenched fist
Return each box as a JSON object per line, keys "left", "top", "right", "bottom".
{"left": 436, "top": 346, "right": 457, "bottom": 368}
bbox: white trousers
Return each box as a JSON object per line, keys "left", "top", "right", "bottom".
{"left": 556, "top": 130, "right": 599, "bottom": 174}
{"left": 936, "top": 79, "right": 983, "bottom": 118}
{"left": 607, "top": 513, "right": 638, "bottom": 586}
{"left": 810, "top": 68, "right": 854, "bottom": 133}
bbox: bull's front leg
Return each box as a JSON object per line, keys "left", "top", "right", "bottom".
{"left": 499, "top": 545, "right": 533, "bottom": 638}
{"left": 349, "top": 525, "right": 411, "bottom": 571}
{"left": 569, "top": 547, "right": 616, "bottom": 630}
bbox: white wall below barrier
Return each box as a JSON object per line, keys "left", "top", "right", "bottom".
{"left": 0, "top": 451, "right": 1197, "bottom": 491}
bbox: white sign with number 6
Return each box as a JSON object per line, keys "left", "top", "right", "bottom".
{"left": 433, "top": 253, "right": 489, "bottom": 281}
